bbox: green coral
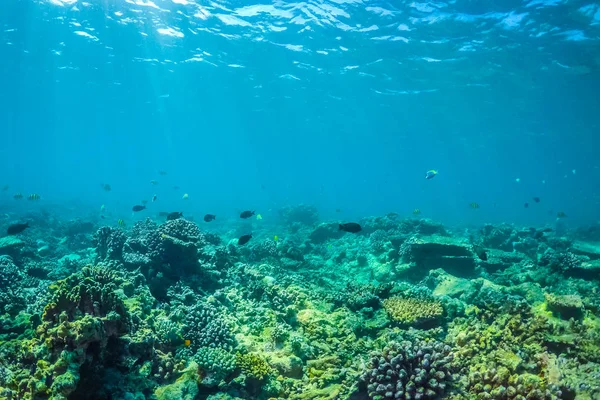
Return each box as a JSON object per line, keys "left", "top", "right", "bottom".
{"left": 382, "top": 296, "right": 443, "bottom": 326}
{"left": 545, "top": 293, "right": 584, "bottom": 320}
{"left": 193, "top": 347, "right": 236, "bottom": 384}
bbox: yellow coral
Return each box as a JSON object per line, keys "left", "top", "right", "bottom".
{"left": 382, "top": 296, "right": 443, "bottom": 325}
{"left": 236, "top": 352, "right": 272, "bottom": 381}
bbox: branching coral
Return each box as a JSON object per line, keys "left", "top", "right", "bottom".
{"left": 361, "top": 339, "right": 455, "bottom": 399}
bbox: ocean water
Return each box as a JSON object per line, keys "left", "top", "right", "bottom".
{"left": 2, "top": 0, "right": 599, "bottom": 227}
{"left": 1, "top": 1, "right": 600, "bottom": 400}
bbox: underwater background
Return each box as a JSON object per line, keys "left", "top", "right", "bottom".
{"left": 1, "top": 0, "right": 600, "bottom": 399}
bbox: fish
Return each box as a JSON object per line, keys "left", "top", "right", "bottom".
{"left": 141, "top": 200, "right": 148, "bottom": 205}
{"left": 425, "top": 170, "right": 438, "bottom": 180}
{"left": 28, "top": 194, "right": 40, "bottom": 201}
{"left": 152, "top": 194, "right": 157, "bottom": 202}
{"left": 339, "top": 222, "right": 362, "bottom": 233}
{"left": 7, "top": 222, "right": 29, "bottom": 235}
{"left": 182, "top": 193, "right": 189, "bottom": 200}
{"left": 541, "top": 228, "right": 553, "bottom": 233}
{"left": 100, "top": 215, "right": 106, "bottom": 219}
{"left": 2, "top": 185, "right": 8, "bottom": 191}
{"left": 159, "top": 170, "right": 168, "bottom": 176}
{"left": 238, "top": 234, "right": 252, "bottom": 245}
{"left": 101, "top": 183, "right": 111, "bottom": 192}
{"left": 557, "top": 211, "right": 567, "bottom": 218}
{"left": 184, "top": 339, "right": 191, "bottom": 347}
{"left": 469, "top": 202, "right": 480, "bottom": 209}
{"left": 167, "top": 212, "right": 183, "bottom": 221}
{"left": 335, "top": 208, "right": 342, "bottom": 213}
{"left": 132, "top": 205, "right": 146, "bottom": 212}
{"left": 118, "top": 219, "right": 125, "bottom": 227}
{"left": 173, "top": 186, "right": 180, "bottom": 190}
{"left": 203, "top": 214, "right": 216, "bottom": 222}
{"left": 100, "top": 204, "right": 105, "bottom": 212}
{"left": 240, "top": 210, "right": 255, "bottom": 219}
{"left": 524, "top": 203, "right": 529, "bottom": 208}
{"left": 413, "top": 209, "right": 421, "bottom": 215}
{"left": 472, "top": 244, "right": 488, "bottom": 261}
{"left": 274, "top": 235, "right": 279, "bottom": 241}
{"left": 13, "top": 193, "right": 23, "bottom": 200}
{"left": 150, "top": 180, "right": 158, "bottom": 185}
{"left": 533, "top": 197, "right": 540, "bottom": 203}
{"left": 256, "top": 214, "right": 263, "bottom": 220}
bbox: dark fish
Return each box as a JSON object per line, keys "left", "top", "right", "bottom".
{"left": 2, "top": 185, "right": 8, "bottom": 191}
{"left": 152, "top": 194, "right": 157, "bottom": 202}
{"left": 238, "top": 234, "right": 252, "bottom": 245}
{"left": 534, "top": 231, "right": 544, "bottom": 240}
{"left": 541, "top": 228, "right": 553, "bottom": 233}
{"left": 173, "top": 186, "right": 180, "bottom": 190}
{"left": 473, "top": 244, "right": 488, "bottom": 261}
{"left": 100, "top": 215, "right": 106, "bottom": 219}
{"left": 132, "top": 205, "right": 146, "bottom": 212}
{"left": 204, "top": 214, "right": 216, "bottom": 222}
{"left": 524, "top": 203, "right": 529, "bottom": 208}
{"left": 533, "top": 197, "right": 540, "bottom": 203}
{"left": 557, "top": 211, "right": 567, "bottom": 218}
{"left": 159, "top": 170, "right": 168, "bottom": 176}
{"left": 141, "top": 200, "right": 148, "bottom": 205}
{"left": 7, "top": 222, "right": 29, "bottom": 235}
{"left": 167, "top": 212, "right": 183, "bottom": 221}
{"left": 240, "top": 210, "right": 255, "bottom": 219}
{"left": 339, "top": 222, "right": 362, "bottom": 233}
{"left": 335, "top": 208, "right": 341, "bottom": 213}
{"left": 101, "top": 183, "right": 111, "bottom": 192}
{"left": 13, "top": 193, "right": 23, "bottom": 199}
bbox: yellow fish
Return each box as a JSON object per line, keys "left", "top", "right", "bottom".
{"left": 256, "top": 214, "right": 263, "bottom": 220}
{"left": 413, "top": 209, "right": 421, "bottom": 215}
{"left": 470, "top": 202, "right": 480, "bottom": 209}
{"left": 118, "top": 219, "right": 125, "bottom": 227}
{"left": 182, "top": 193, "right": 189, "bottom": 200}
{"left": 274, "top": 235, "right": 279, "bottom": 241}
{"left": 184, "top": 339, "right": 191, "bottom": 347}
{"left": 28, "top": 194, "right": 40, "bottom": 200}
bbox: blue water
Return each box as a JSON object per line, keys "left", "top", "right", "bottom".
{"left": 1, "top": 0, "right": 599, "bottom": 228}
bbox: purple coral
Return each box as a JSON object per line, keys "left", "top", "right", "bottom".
{"left": 362, "top": 340, "right": 454, "bottom": 399}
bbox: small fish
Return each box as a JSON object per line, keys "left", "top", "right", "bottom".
{"left": 541, "top": 228, "right": 553, "bottom": 233}
{"left": 413, "top": 208, "right": 421, "bottom": 215}
{"left": 335, "top": 208, "right": 341, "bottom": 213}
{"left": 425, "top": 170, "right": 438, "bottom": 180}
{"left": 173, "top": 186, "right": 180, "bottom": 190}
{"left": 203, "top": 214, "right": 216, "bottom": 222}
{"left": 152, "top": 194, "right": 157, "bottom": 202}
{"left": 240, "top": 210, "right": 255, "bottom": 219}
{"left": 556, "top": 211, "right": 567, "bottom": 218}
{"left": 101, "top": 183, "right": 111, "bottom": 192}
{"left": 132, "top": 205, "right": 146, "bottom": 212}
{"left": 167, "top": 212, "right": 183, "bottom": 221}
{"left": 13, "top": 193, "right": 23, "bottom": 200}
{"left": 100, "top": 215, "right": 106, "bottom": 219}
{"left": 184, "top": 339, "right": 191, "bottom": 347}
{"left": 150, "top": 180, "right": 158, "bottom": 185}
{"left": 182, "top": 193, "right": 189, "bottom": 200}
{"left": 118, "top": 219, "right": 125, "bottom": 227}
{"left": 141, "top": 200, "right": 148, "bottom": 205}
{"left": 238, "top": 234, "right": 252, "bottom": 246}
{"left": 533, "top": 197, "right": 540, "bottom": 203}
{"left": 274, "top": 235, "right": 279, "bottom": 241}
{"left": 256, "top": 214, "right": 263, "bottom": 220}
{"left": 159, "top": 170, "right": 168, "bottom": 176}
{"left": 339, "top": 222, "right": 362, "bottom": 233}
{"left": 7, "top": 222, "right": 29, "bottom": 235}
{"left": 515, "top": 178, "right": 521, "bottom": 183}
{"left": 572, "top": 169, "right": 576, "bottom": 175}
{"left": 2, "top": 185, "right": 8, "bottom": 191}
{"left": 469, "top": 202, "right": 480, "bottom": 209}
{"left": 472, "top": 244, "right": 488, "bottom": 261}
{"left": 28, "top": 194, "right": 40, "bottom": 201}
{"left": 100, "top": 204, "right": 105, "bottom": 212}
{"left": 524, "top": 203, "right": 529, "bottom": 208}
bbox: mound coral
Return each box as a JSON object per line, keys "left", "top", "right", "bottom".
{"left": 383, "top": 297, "right": 443, "bottom": 326}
